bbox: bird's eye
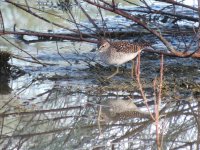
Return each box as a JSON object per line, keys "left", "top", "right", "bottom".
{"left": 100, "top": 45, "right": 104, "bottom": 48}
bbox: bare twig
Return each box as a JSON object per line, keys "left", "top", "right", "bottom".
{"left": 135, "top": 53, "right": 155, "bottom": 121}
{"left": 0, "top": 10, "right": 5, "bottom": 32}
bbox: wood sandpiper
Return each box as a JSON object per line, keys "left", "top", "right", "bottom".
{"left": 98, "top": 39, "right": 150, "bottom": 79}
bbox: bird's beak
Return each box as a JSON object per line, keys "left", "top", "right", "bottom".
{"left": 90, "top": 47, "right": 99, "bottom": 52}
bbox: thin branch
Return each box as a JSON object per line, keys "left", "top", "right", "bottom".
{"left": 0, "top": 10, "right": 5, "bottom": 32}
{"left": 155, "top": 0, "right": 198, "bottom": 11}
{"left": 5, "top": 0, "right": 79, "bottom": 34}
{"left": 135, "top": 54, "right": 155, "bottom": 121}
{"left": 0, "top": 30, "right": 97, "bottom": 43}
{"left": 0, "top": 36, "right": 47, "bottom": 66}
{"left": 75, "top": 0, "right": 101, "bottom": 33}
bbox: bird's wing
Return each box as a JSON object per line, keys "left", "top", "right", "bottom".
{"left": 112, "top": 41, "right": 146, "bottom": 53}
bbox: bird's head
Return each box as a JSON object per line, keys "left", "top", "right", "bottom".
{"left": 98, "top": 39, "right": 111, "bottom": 52}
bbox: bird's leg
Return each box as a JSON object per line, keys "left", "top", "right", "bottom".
{"left": 131, "top": 59, "right": 135, "bottom": 78}
{"left": 107, "top": 66, "right": 119, "bottom": 79}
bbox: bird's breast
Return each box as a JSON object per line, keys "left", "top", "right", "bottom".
{"left": 99, "top": 51, "right": 139, "bottom": 65}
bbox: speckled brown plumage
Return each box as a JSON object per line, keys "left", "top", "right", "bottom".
{"left": 98, "top": 39, "right": 150, "bottom": 53}
{"left": 111, "top": 41, "right": 148, "bottom": 53}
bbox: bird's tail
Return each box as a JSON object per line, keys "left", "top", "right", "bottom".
{"left": 141, "top": 42, "right": 154, "bottom": 51}
{"left": 136, "top": 42, "right": 155, "bottom": 53}
{"left": 141, "top": 46, "right": 155, "bottom": 51}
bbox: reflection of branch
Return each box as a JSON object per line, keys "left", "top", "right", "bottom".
{"left": 154, "top": 54, "right": 164, "bottom": 149}
{"left": 110, "top": 109, "right": 195, "bottom": 148}
{"left": 0, "top": 127, "right": 71, "bottom": 139}
{"left": 0, "top": 106, "right": 83, "bottom": 117}
{"left": 97, "top": 105, "right": 103, "bottom": 134}
{"left": 0, "top": 78, "right": 35, "bottom": 109}
{"left": 111, "top": 120, "right": 151, "bottom": 145}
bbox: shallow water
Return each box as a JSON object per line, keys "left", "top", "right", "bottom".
{"left": 0, "top": 1, "right": 200, "bottom": 150}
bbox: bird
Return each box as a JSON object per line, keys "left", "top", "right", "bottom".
{"left": 98, "top": 99, "right": 151, "bottom": 123}
{"left": 98, "top": 39, "right": 151, "bottom": 79}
